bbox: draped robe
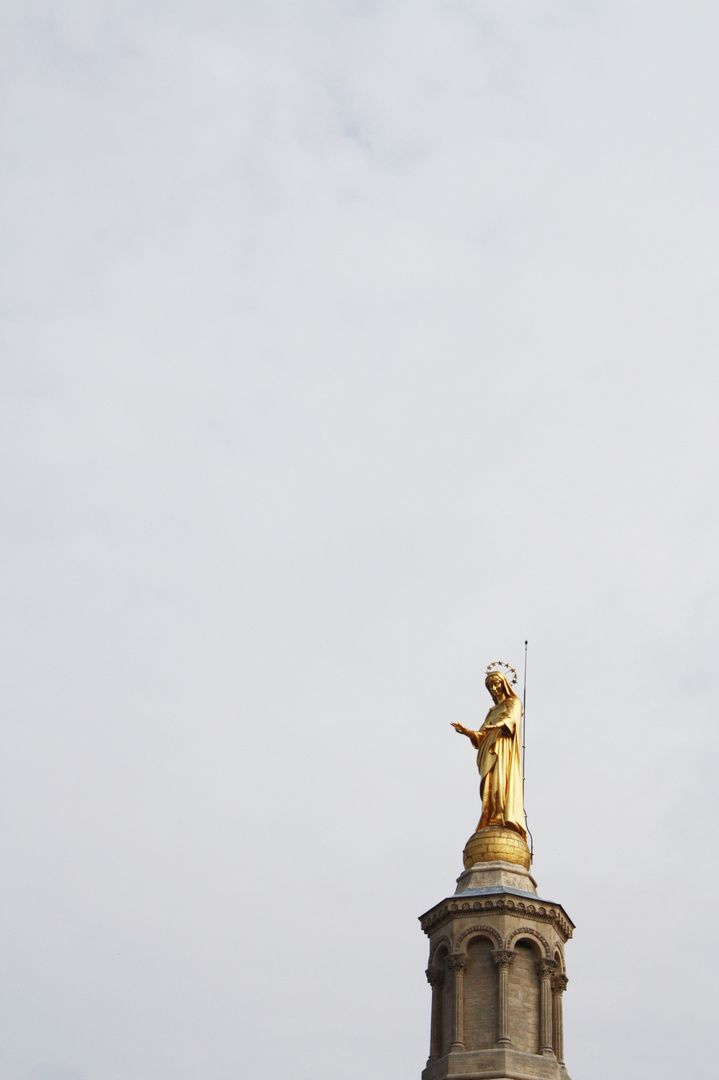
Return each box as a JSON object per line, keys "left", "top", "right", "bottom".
{"left": 468, "top": 691, "right": 525, "bottom": 837}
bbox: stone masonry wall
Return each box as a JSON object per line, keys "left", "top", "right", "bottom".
{"left": 462, "top": 937, "right": 497, "bottom": 1050}
{"left": 440, "top": 956, "right": 453, "bottom": 1055}
{"left": 507, "top": 941, "right": 539, "bottom": 1054}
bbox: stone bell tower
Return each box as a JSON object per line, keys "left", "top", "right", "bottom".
{"left": 420, "top": 664, "right": 575, "bottom": 1080}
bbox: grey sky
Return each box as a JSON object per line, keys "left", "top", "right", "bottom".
{"left": 2, "top": 3, "right": 718, "bottom": 1079}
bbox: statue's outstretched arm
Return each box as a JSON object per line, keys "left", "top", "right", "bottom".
{"left": 451, "top": 722, "right": 482, "bottom": 748}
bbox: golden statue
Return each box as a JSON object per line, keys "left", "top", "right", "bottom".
{"left": 452, "top": 664, "right": 526, "bottom": 839}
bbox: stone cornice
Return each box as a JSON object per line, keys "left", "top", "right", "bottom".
{"left": 419, "top": 891, "right": 574, "bottom": 943}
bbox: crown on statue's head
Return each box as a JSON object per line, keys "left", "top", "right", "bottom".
{"left": 485, "top": 660, "right": 518, "bottom": 686}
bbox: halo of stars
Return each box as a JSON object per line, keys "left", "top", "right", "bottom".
{"left": 485, "top": 660, "right": 518, "bottom": 686}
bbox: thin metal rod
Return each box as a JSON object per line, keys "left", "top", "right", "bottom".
{"left": 522, "top": 640, "right": 528, "bottom": 783}
{"left": 521, "top": 640, "right": 533, "bottom": 860}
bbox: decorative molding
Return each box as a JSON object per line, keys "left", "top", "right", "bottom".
{"left": 428, "top": 936, "right": 452, "bottom": 965}
{"left": 535, "top": 959, "right": 558, "bottom": 979}
{"left": 552, "top": 973, "right": 569, "bottom": 994}
{"left": 425, "top": 967, "right": 445, "bottom": 988}
{"left": 492, "top": 949, "right": 517, "bottom": 970}
{"left": 505, "top": 926, "right": 552, "bottom": 958}
{"left": 420, "top": 899, "right": 573, "bottom": 942}
{"left": 453, "top": 923, "right": 503, "bottom": 952}
{"left": 447, "top": 953, "right": 468, "bottom": 973}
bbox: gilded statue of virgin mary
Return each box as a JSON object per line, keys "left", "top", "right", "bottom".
{"left": 451, "top": 668, "right": 526, "bottom": 837}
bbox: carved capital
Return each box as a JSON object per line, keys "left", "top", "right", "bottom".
{"left": 447, "top": 953, "right": 468, "bottom": 974}
{"left": 492, "top": 949, "right": 517, "bottom": 970}
{"left": 552, "top": 973, "right": 569, "bottom": 994}
{"left": 425, "top": 966, "right": 445, "bottom": 988}
{"left": 535, "top": 959, "right": 557, "bottom": 979}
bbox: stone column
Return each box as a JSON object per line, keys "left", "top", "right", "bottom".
{"left": 447, "top": 953, "right": 468, "bottom": 1051}
{"left": 535, "top": 959, "right": 557, "bottom": 1056}
{"left": 491, "top": 949, "right": 516, "bottom": 1048}
{"left": 551, "top": 973, "right": 569, "bottom": 1064}
{"left": 425, "top": 967, "right": 445, "bottom": 1063}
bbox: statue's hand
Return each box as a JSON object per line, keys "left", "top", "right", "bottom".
{"left": 451, "top": 722, "right": 469, "bottom": 735}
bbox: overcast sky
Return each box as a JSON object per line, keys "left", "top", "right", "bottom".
{"left": 2, "top": 3, "right": 719, "bottom": 1079}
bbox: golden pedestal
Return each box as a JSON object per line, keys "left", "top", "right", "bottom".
{"left": 462, "top": 826, "right": 531, "bottom": 870}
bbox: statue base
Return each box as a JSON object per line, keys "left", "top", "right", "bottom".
{"left": 463, "top": 826, "right": 531, "bottom": 870}
{"left": 455, "top": 858, "right": 537, "bottom": 895}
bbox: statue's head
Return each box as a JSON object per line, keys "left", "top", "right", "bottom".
{"left": 485, "top": 671, "right": 513, "bottom": 704}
